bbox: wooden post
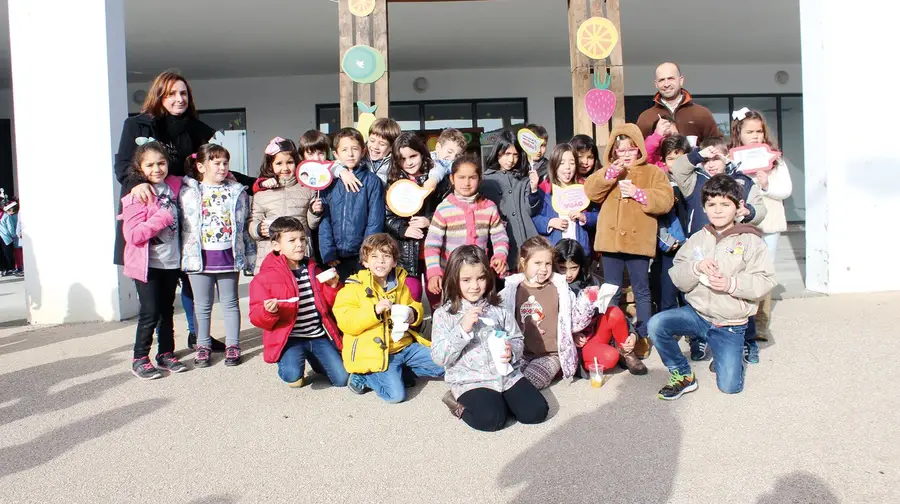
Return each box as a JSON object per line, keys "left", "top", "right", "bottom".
{"left": 355, "top": 14, "right": 372, "bottom": 108}
{"left": 590, "top": 0, "right": 609, "bottom": 147}
{"left": 338, "top": 0, "right": 354, "bottom": 128}
{"left": 372, "top": 0, "right": 389, "bottom": 119}
{"left": 605, "top": 0, "right": 625, "bottom": 127}
{"left": 568, "top": 0, "right": 591, "bottom": 138}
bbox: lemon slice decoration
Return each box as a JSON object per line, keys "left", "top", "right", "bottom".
{"left": 349, "top": 0, "right": 376, "bottom": 17}
{"left": 576, "top": 17, "right": 619, "bottom": 60}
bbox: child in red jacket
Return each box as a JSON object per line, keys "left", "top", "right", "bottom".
{"left": 249, "top": 216, "right": 349, "bottom": 388}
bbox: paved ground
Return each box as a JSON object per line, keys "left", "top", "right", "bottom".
{"left": 1, "top": 284, "right": 898, "bottom": 503}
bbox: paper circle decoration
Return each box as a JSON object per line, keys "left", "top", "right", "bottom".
{"left": 576, "top": 17, "right": 619, "bottom": 60}
{"left": 349, "top": 0, "right": 376, "bottom": 17}
{"left": 551, "top": 184, "right": 590, "bottom": 214}
{"left": 296, "top": 160, "right": 335, "bottom": 191}
{"left": 341, "top": 45, "right": 386, "bottom": 84}
{"left": 386, "top": 179, "right": 433, "bottom": 217}
{"left": 426, "top": 136, "right": 439, "bottom": 152}
{"left": 517, "top": 128, "right": 543, "bottom": 156}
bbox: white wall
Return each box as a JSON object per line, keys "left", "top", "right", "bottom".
{"left": 800, "top": 0, "right": 900, "bottom": 294}
{"left": 108, "top": 63, "right": 801, "bottom": 176}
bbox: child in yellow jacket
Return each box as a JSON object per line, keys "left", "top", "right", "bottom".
{"left": 333, "top": 233, "right": 444, "bottom": 403}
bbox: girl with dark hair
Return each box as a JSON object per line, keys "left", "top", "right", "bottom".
{"left": 180, "top": 144, "right": 253, "bottom": 368}
{"left": 431, "top": 245, "right": 548, "bottom": 431}
{"left": 383, "top": 132, "right": 447, "bottom": 302}
{"left": 248, "top": 137, "right": 323, "bottom": 274}
{"left": 480, "top": 129, "right": 541, "bottom": 271}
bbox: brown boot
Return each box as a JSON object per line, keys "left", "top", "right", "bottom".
{"left": 621, "top": 351, "right": 648, "bottom": 375}
{"left": 634, "top": 336, "right": 652, "bottom": 359}
{"left": 442, "top": 391, "right": 465, "bottom": 418}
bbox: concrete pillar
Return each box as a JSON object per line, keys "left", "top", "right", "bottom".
{"left": 800, "top": 0, "right": 900, "bottom": 294}
{"left": 8, "top": 0, "right": 138, "bottom": 322}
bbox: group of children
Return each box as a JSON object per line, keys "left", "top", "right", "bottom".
{"left": 121, "top": 108, "right": 787, "bottom": 431}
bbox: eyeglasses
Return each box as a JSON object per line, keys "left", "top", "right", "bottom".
{"left": 614, "top": 148, "right": 639, "bottom": 155}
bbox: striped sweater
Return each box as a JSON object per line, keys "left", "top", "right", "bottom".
{"left": 424, "top": 194, "right": 510, "bottom": 279}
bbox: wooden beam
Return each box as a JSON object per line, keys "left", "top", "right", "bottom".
{"left": 605, "top": 0, "right": 626, "bottom": 127}
{"left": 373, "top": 0, "right": 389, "bottom": 118}
{"left": 355, "top": 13, "right": 372, "bottom": 108}
{"left": 338, "top": 0, "right": 354, "bottom": 128}
{"left": 568, "top": 0, "right": 591, "bottom": 139}
{"left": 589, "top": 0, "right": 609, "bottom": 145}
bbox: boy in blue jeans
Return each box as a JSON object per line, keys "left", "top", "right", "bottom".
{"left": 649, "top": 175, "right": 775, "bottom": 400}
{"left": 333, "top": 233, "right": 444, "bottom": 404}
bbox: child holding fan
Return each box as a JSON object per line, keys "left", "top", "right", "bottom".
{"left": 584, "top": 124, "right": 675, "bottom": 350}
{"left": 431, "top": 245, "right": 548, "bottom": 431}
{"left": 731, "top": 108, "right": 792, "bottom": 342}
{"left": 248, "top": 137, "right": 322, "bottom": 273}
{"left": 180, "top": 143, "right": 252, "bottom": 367}
{"left": 532, "top": 143, "right": 598, "bottom": 252}
{"left": 384, "top": 133, "right": 448, "bottom": 302}
{"left": 425, "top": 155, "right": 509, "bottom": 298}
{"left": 120, "top": 140, "right": 188, "bottom": 380}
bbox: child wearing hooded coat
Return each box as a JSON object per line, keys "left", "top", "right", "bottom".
{"left": 584, "top": 123, "right": 675, "bottom": 352}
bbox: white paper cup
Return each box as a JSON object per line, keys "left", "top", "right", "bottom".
{"left": 391, "top": 304, "right": 412, "bottom": 322}
{"left": 619, "top": 179, "right": 632, "bottom": 198}
{"left": 316, "top": 268, "right": 337, "bottom": 284}
{"left": 487, "top": 333, "right": 513, "bottom": 376}
{"left": 687, "top": 135, "right": 698, "bottom": 147}
{"left": 391, "top": 322, "right": 409, "bottom": 342}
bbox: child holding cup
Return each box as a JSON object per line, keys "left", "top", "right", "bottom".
{"left": 431, "top": 245, "right": 548, "bottom": 432}
{"left": 333, "top": 233, "right": 443, "bottom": 404}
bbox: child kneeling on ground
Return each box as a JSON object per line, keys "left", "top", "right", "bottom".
{"left": 431, "top": 245, "right": 548, "bottom": 432}
{"left": 333, "top": 233, "right": 444, "bottom": 403}
{"left": 649, "top": 175, "right": 775, "bottom": 400}
{"left": 248, "top": 217, "right": 349, "bottom": 388}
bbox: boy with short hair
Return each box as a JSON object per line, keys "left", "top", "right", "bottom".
{"left": 298, "top": 129, "right": 331, "bottom": 162}
{"left": 648, "top": 175, "right": 776, "bottom": 400}
{"left": 671, "top": 136, "right": 766, "bottom": 237}
{"left": 328, "top": 117, "right": 400, "bottom": 190}
{"left": 248, "top": 217, "right": 349, "bottom": 388}
{"left": 333, "top": 233, "right": 443, "bottom": 403}
{"left": 525, "top": 123, "right": 549, "bottom": 180}
{"left": 424, "top": 127, "right": 468, "bottom": 191}
{"left": 319, "top": 128, "right": 385, "bottom": 281}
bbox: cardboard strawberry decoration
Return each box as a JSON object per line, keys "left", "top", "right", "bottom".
{"left": 585, "top": 73, "right": 616, "bottom": 126}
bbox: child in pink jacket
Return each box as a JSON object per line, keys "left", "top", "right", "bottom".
{"left": 119, "top": 140, "right": 188, "bottom": 380}
{"left": 644, "top": 113, "right": 679, "bottom": 172}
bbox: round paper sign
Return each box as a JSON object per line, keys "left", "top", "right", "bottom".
{"left": 551, "top": 184, "right": 590, "bottom": 214}
{"left": 386, "top": 179, "right": 434, "bottom": 217}
{"left": 296, "top": 160, "right": 335, "bottom": 191}
{"left": 341, "top": 45, "right": 386, "bottom": 84}
{"left": 517, "top": 128, "right": 543, "bottom": 156}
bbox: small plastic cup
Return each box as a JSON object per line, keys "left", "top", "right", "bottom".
{"left": 588, "top": 363, "right": 605, "bottom": 388}
{"left": 619, "top": 179, "right": 632, "bottom": 198}
{"left": 686, "top": 135, "right": 698, "bottom": 147}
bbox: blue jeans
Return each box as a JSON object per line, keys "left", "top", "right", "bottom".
{"left": 360, "top": 343, "right": 444, "bottom": 404}
{"left": 602, "top": 252, "right": 652, "bottom": 337}
{"left": 648, "top": 305, "right": 746, "bottom": 394}
{"left": 278, "top": 337, "right": 349, "bottom": 387}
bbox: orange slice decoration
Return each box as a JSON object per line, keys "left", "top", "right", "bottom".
{"left": 576, "top": 17, "right": 619, "bottom": 60}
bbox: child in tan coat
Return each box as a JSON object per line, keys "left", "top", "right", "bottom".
{"left": 248, "top": 137, "right": 322, "bottom": 273}
{"left": 584, "top": 123, "right": 674, "bottom": 348}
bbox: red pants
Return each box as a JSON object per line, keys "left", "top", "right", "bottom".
{"left": 13, "top": 248, "right": 22, "bottom": 270}
{"left": 581, "top": 306, "right": 630, "bottom": 370}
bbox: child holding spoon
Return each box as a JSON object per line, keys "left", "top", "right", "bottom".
{"left": 249, "top": 217, "right": 348, "bottom": 389}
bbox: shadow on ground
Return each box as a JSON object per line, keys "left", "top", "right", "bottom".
{"left": 497, "top": 369, "right": 680, "bottom": 504}
{"left": 0, "top": 321, "right": 131, "bottom": 356}
{"left": 0, "top": 397, "right": 171, "bottom": 478}
{"left": 756, "top": 471, "right": 840, "bottom": 503}
{"left": 0, "top": 345, "right": 131, "bottom": 427}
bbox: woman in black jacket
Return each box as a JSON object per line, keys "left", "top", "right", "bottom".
{"left": 113, "top": 71, "right": 228, "bottom": 350}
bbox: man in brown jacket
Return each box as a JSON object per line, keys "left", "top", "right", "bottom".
{"left": 636, "top": 62, "right": 722, "bottom": 142}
